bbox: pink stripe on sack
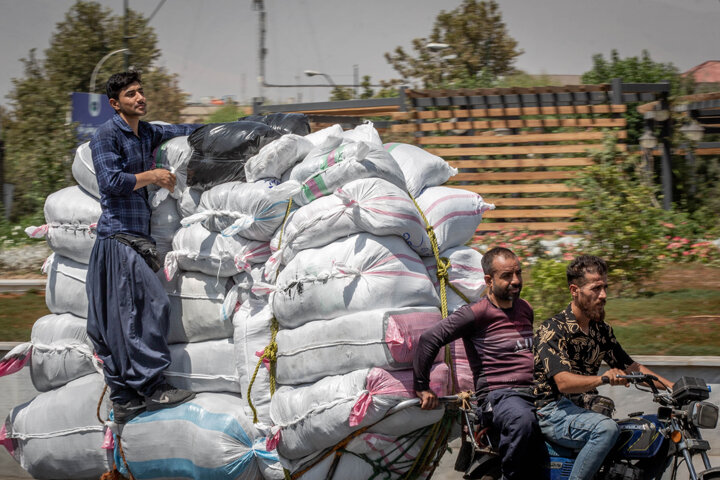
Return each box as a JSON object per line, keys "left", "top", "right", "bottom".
{"left": 0, "top": 423, "right": 13, "bottom": 456}
{"left": 432, "top": 209, "right": 483, "bottom": 228}
{"left": 304, "top": 179, "right": 324, "bottom": 198}
{"left": 366, "top": 253, "right": 425, "bottom": 270}
{"left": 0, "top": 353, "right": 31, "bottom": 377}
{"left": 102, "top": 428, "right": 114, "bottom": 449}
{"left": 362, "top": 206, "right": 424, "bottom": 226}
{"left": 422, "top": 193, "right": 474, "bottom": 215}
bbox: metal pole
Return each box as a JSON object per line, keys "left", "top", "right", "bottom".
{"left": 123, "top": 0, "right": 129, "bottom": 71}
{"left": 353, "top": 64, "right": 359, "bottom": 98}
{"left": 89, "top": 48, "right": 130, "bottom": 92}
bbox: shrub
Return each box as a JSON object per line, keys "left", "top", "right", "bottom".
{"left": 522, "top": 258, "right": 569, "bottom": 324}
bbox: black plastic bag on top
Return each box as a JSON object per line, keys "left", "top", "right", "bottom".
{"left": 240, "top": 113, "right": 311, "bottom": 136}
{"left": 186, "top": 121, "right": 282, "bottom": 190}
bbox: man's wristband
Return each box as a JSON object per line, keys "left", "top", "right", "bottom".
{"left": 600, "top": 375, "right": 610, "bottom": 385}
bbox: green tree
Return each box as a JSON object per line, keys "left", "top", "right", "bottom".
{"left": 4, "top": 1, "right": 187, "bottom": 218}
{"left": 385, "top": 0, "right": 522, "bottom": 89}
{"left": 572, "top": 136, "right": 665, "bottom": 294}
{"left": 329, "top": 86, "right": 354, "bottom": 101}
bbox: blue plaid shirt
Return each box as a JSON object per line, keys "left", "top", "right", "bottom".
{"left": 90, "top": 114, "right": 199, "bottom": 239}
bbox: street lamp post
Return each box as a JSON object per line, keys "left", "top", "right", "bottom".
{"left": 303, "top": 70, "right": 337, "bottom": 87}
{"left": 89, "top": 48, "right": 130, "bottom": 92}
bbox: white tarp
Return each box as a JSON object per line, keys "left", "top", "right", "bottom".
{"left": 71, "top": 141, "right": 99, "bottom": 198}
{"left": 167, "top": 338, "right": 241, "bottom": 394}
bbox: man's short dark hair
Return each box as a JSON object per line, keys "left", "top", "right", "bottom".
{"left": 567, "top": 255, "right": 607, "bottom": 287}
{"left": 106, "top": 71, "right": 142, "bottom": 101}
{"left": 482, "top": 247, "right": 517, "bottom": 277}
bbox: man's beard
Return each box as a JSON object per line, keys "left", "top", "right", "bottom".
{"left": 492, "top": 283, "right": 521, "bottom": 303}
{"left": 577, "top": 294, "right": 605, "bottom": 322}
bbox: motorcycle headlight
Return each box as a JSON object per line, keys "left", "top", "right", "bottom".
{"left": 685, "top": 401, "right": 719, "bottom": 429}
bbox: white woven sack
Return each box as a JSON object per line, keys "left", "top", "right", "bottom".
{"left": 182, "top": 179, "right": 300, "bottom": 240}
{"left": 233, "top": 299, "right": 275, "bottom": 424}
{"left": 384, "top": 142, "right": 458, "bottom": 197}
{"left": 150, "top": 190, "right": 182, "bottom": 259}
{"left": 269, "top": 233, "right": 439, "bottom": 328}
{"left": 269, "top": 368, "right": 446, "bottom": 460}
{"left": 44, "top": 253, "right": 88, "bottom": 319}
{"left": 275, "top": 307, "right": 442, "bottom": 385}
{"left": 341, "top": 122, "right": 383, "bottom": 147}
{"left": 166, "top": 338, "right": 241, "bottom": 393}
{"left": 290, "top": 142, "right": 407, "bottom": 206}
{"left": 29, "top": 313, "right": 97, "bottom": 392}
{"left": 415, "top": 186, "right": 495, "bottom": 252}
{"left": 165, "top": 222, "right": 271, "bottom": 280}
{"left": 303, "top": 124, "right": 344, "bottom": 148}
{"left": 71, "top": 141, "right": 100, "bottom": 198}
{"left": 268, "top": 177, "right": 432, "bottom": 265}
{"left": 177, "top": 187, "right": 203, "bottom": 218}
{"left": 118, "top": 392, "right": 279, "bottom": 480}
{"left": 166, "top": 271, "right": 241, "bottom": 343}
{"left": 289, "top": 431, "right": 436, "bottom": 480}
{"left": 423, "top": 245, "right": 487, "bottom": 312}
{"left": 2, "top": 373, "right": 112, "bottom": 479}
{"left": 245, "top": 134, "right": 315, "bottom": 182}
{"left": 24, "top": 186, "right": 101, "bottom": 264}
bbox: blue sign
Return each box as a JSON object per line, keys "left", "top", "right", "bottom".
{"left": 71, "top": 92, "right": 115, "bottom": 143}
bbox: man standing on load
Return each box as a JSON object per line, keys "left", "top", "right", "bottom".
{"left": 86, "top": 71, "right": 199, "bottom": 424}
{"left": 413, "top": 246, "right": 546, "bottom": 479}
{"left": 533, "top": 255, "right": 674, "bottom": 480}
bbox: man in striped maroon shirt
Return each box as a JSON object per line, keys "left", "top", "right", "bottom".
{"left": 413, "top": 247, "right": 545, "bottom": 479}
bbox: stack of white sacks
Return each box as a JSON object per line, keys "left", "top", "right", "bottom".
{"left": 0, "top": 120, "right": 493, "bottom": 480}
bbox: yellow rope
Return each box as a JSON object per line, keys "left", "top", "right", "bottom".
{"left": 246, "top": 316, "right": 279, "bottom": 423}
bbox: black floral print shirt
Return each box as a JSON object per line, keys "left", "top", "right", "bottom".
{"left": 533, "top": 304, "right": 634, "bottom": 403}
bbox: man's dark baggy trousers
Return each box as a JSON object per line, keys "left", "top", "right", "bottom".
{"left": 481, "top": 388, "right": 548, "bottom": 480}
{"left": 86, "top": 237, "right": 171, "bottom": 404}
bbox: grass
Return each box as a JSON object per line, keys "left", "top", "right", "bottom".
{"left": 606, "top": 289, "right": 720, "bottom": 356}
{"left": 0, "top": 289, "right": 51, "bottom": 342}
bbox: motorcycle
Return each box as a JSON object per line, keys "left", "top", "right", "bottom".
{"left": 454, "top": 373, "right": 720, "bottom": 480}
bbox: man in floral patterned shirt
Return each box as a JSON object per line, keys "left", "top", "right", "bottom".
{"left": 533, "top": 255, "right": 673, "bottom": 480}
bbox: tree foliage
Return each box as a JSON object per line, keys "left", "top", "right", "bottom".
{"left": 384, "top": 0, "right": 522, "bottom": 89}
{"left": 572, "top": 136, "right": 665, "bottom": 294}
{"left": 4, "top": 1, "right": 187, "bottom": 218}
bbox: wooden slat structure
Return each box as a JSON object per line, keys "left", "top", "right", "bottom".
{"left": 254, "top": 80, "right": 672, "bottom": 232}
{"left": 391, "top": 85, "right": 639, "bottom": 231}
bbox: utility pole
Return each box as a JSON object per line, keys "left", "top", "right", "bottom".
{"left": 123, "top": 0, "right": 130, "bottom": 71}
{"left": 253, "top": 0, "right": 267, "bottom": 103}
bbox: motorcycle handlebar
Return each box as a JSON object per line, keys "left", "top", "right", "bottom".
{"left": 387, "top": 395, "right": 476, "bottom": 415}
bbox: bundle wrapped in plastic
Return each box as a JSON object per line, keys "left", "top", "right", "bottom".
{"left": 268, "top": 366, "right": 449, "bottom": 460}
{"left": 1, "top": 373, "right": 112, "bottom": 480}
{"left": 275, "top": 307, "right": 442, "bottom": 385}
{"left": 233, "top": 298, "right": 275, "bottom": 424}
{"left": 149, "top": 190, "right": 182, "bottom": 259}
{"left": 244, "top": 134, "right": 314, "bottom": 182}
{"left": 177, "top": 187, "right": 203, "bottom": 218}
{"left": 289, "top": 142, "right": 407, "bottom": 205}
{"left": 268, "top": 233, "right": 439, "bottom": 328}
{"left": 165, "top": 223, "right": 271, "bottom": 280}
{"left": 186, "top": 121, "right": 282, "bottom": 190}
{"left": 240, "top": 113, "right": 311, "bottom": 136}
{"left": 181, "top": 179, "right": 300, "bottom": 240}
{"left": 116, "top": 393, "right": 279, "bottom": 480}
{"left": 268, "top": 177, "right": 432, "bottom": 265}
{"left": 415, "top": 186, "right": 495, "bottom": 252}
{"left": 29, "top": 313, "right": 97, "bottom": 392}
{"left": 166, "top": 271, "right": 244, "bottom": 343}
{"left": 24, "top": 186, "right": 101, "bottom": 264}
{"left": 71, "top": 141, "right": 99, "bottom": 198}
{"left": 149, "top": 136, "right": 193, "bottom": 206}
{"left": 43, "top": 253, "right": 88, "bottom": 319}
{"left": 423, "top": 245, "right": 487, "bottom": 312}
{"left": 384, "top": 142, "right": 459, "bottom": 197}
{"left": 166, "top": 338, "right": 241, "bottom": 394}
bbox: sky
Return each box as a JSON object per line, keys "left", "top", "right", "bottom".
{"left": 1, "top": 0, "right": 720, "bottom": 107}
